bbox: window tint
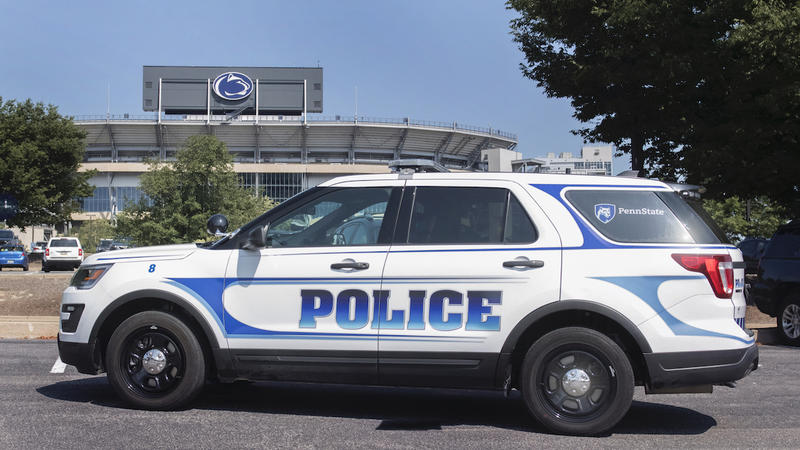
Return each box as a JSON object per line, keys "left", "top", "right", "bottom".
{"left": 659, "top": 192, "right": 727, "bottom": 244}
{"left": 408, "top": 187, "right": 536, "bottom": 245}
{"left": 764, "top": 228, "right": 800, "bottom": 259}
{"left": 50, "top": 239, "right": 78, "bottom": 247}
{"left": 265, "top": 187, "right": 391, "bottom": 248}
{"left": 504, "top": 194, "right": 538, "bottom": 243}
{"left": 566, "top": 190, "right": 694, "bottom": 243}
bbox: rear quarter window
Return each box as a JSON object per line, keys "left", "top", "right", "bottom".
{"left": 565, "top": 189, "right": 724, "bottom": 244}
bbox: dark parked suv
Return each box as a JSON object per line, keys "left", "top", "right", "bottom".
{"left": 751, "top": 220, "right": 800, "bottom": 345}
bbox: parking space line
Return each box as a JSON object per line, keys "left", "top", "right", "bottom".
{"left": 50, "top": 357, "right": 67, "bottom": 374}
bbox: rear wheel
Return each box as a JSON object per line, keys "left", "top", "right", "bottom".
{"left": 105, "top": 311, "right": 206, "bottom": 410}
{"left": 42, "top": 263, "right": 50, "bottom": 272}
{"left": 778, "top": 297, "right": 800, "bottom": 346}
{"left": 520, "top": 327, "right": 634, "bottom": 435}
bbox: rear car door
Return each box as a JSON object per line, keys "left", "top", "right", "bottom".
{"left": 377, "top": 179, "right": 562, "bottom": 388}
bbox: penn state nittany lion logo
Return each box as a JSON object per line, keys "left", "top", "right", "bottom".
{"left": 594, "top": 203, "right": 616, "bottom": 224}
{"left": 212, "top": 72, "right": 253, "bottom": 101}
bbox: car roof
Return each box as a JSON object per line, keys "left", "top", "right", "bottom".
{"left": 319, "top": 172, "right": 670, "bottom": 189}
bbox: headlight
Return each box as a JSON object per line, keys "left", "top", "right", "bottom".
{"left": 70, "top": 264, "right": 113, "bottom": 290}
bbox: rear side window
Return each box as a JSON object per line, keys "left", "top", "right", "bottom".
{"left": 764, "top": 228, "right": 800, "bottom": 259}
{"left": 407, "top": 187, "right": 537, "bottom": 245}
{"left": 566, "top": 190, "right": 724, "bottom": 244}
{"left": 50, "top": 239, "right": 78, "bottom": 247}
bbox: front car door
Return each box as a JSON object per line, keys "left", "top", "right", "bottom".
{"left": 377, "top": 179, "right": 562, "bottom": 388}
{"left": 223, "top": 180, "right": 404, "bottom": 383}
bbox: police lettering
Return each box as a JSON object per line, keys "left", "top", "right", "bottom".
{"left": 299, "top": 289, "right": 501, "bottom": 331}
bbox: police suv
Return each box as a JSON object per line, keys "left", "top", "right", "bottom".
{"left": 58, "top": 163, "right": 757, "bottom": 435}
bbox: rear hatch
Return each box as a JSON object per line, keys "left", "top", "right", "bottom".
{"left": 0, "top": 246, "right": 25, "bottom": 264}
{"left": 664, "top": 194, "right": 747, "bottom": 330}
{"left": 48, "top": 239, "right": 81, "bottom": 260}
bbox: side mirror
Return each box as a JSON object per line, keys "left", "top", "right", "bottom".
{"left": 242, "top": 225, "right": 267, "bottom": 251}
{"left": 207, "top": 214, "right": 229, "bottom": 236}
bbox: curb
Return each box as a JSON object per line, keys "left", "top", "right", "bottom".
{"left": 0, "top": 316, "right": 59, "bottom": 339}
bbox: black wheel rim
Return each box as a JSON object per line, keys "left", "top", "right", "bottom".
{"left": 120, "top": 327, "right": 185, "bottom": 396}
{"left": 536, "top": 347, "right": 615, "bottom": 421}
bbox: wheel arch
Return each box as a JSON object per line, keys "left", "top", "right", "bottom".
{"left": 89, "top": 289, "right": 233, "bottom": 381}
{"left": 499, "top": 300, "right": 652, "bottom": 388}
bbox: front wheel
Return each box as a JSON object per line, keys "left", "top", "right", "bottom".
{"left": 520, "top": 327, "right": 634, "bottom": 436}
{"left": 778, "top": 298, "right": 800, "bottom": 346}
{"left": 105, "top": 311, "right": 206, "bottom": 410}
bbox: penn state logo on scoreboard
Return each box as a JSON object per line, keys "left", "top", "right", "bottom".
{"left": 594, "top": 203, "right": 616, "bottom": 224}
{"left": 212, "top": 72, "right": 253, "bottom": 101}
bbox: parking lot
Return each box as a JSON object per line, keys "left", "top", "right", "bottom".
{"left": 0, "top": 340, "right": 796, "bottom": 448}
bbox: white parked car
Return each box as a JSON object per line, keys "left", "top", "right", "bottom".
{"left": 57, "top": 165, "right": 757, "bottom": 435}
{"left": 43, "top": 237, "right": 83, "bottom": 271}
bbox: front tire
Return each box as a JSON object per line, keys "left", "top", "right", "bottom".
{"left": 105, "top": 311, "right": 206, "bottom": 410}
{"left": 520, "top": 327, "right": 634, "bottom": 436}
{"left": 778, "top": 297, "right": 800, "bottom": 346}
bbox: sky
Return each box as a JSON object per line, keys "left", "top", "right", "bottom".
{"left": 0, "top": 0, "right": 630, "bottom": 172}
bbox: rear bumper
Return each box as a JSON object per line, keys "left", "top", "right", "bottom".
{"left": 645, "top": 343, "right": 758, "bottom": 390}
{"left": 57, "top": 334, "right": 102, "bottom": 375}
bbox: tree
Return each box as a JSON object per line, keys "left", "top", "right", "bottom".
{"left": 508, "top": 1, "right": 800, "bottom": 213}
{"left": 117, "top": 135, "right": 274, "bottom": 246}
{"left": 73, "top": 219, "right": 116, "bottom": 253}
{"left": 702, "top": 196, "right": 789, "bottom": 243}
{"left": 0, "top": 98, "right": 94, "bottom": 228}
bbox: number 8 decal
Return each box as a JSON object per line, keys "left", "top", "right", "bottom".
{"left": 148, "top": 264, "right": 156, "bottom": 273}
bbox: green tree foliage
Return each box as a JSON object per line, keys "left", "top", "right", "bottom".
{"left": 117, "top": 135, "right": 274, "bottom": 246}
{"left": 73, "top": 219, "right": 116, "bottom": 253}
{"left": 508, "top": 1, "right": 800, "bottom": 213}
{"left": 0, "top": 98, "right": 94, "bottom": 228}
{"left": 702, "top": 196, "right": 789, "bottom": 242}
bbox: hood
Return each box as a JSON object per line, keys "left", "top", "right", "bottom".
{"left": 84, "top": 243, "right": 198, "bottom": 265}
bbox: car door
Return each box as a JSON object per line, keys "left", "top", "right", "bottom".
{"left": 377, "top": 179, "right": 562, "bottom": 388}
{"left": 223, "top": 181, "right": 404, "bottom": 383}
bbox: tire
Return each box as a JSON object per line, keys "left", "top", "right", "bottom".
{"left": 105, "top": 310, "right": 206, "bottom": 410}
{"left": 43, "top": 264, "right": 50, "bottom": 272}
{"left": 777, "top": 297, "right": 800, "bottom": 346}
{"left": 23, "top": 265, "right": 28, "bottom": 272}
{"left": 520, "top": 327, "right": 634, "bottom": 436}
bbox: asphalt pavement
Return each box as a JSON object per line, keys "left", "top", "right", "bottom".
{"left": 0, "top": 341, "right": 798, "bottom": 448}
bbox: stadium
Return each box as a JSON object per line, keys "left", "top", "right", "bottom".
{"left": 72, "top": 66, "right": 519, "bottom": 221}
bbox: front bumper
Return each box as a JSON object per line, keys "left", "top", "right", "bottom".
{"left": 645, "top": 342, "right": 759, "bottom": 390}
{"left": 57, "top": 334, "right": 102, "bottom": 375}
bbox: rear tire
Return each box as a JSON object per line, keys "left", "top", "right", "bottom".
{"left": 23, "top": 265, "right": 28, "bottom": 271}
{"left": 520, "top": 327, "right": 634, "bottom": 436}
{"left": 105, "top": 311, "right": 206, "bottom": 410}
{"left": 778, "top": 297, "right": 800, "bottom": 346}
{"left": 42, "top": 263, "right": 50, "bottom": 272}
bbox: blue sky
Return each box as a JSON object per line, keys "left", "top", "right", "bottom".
{"left": 0, "top": 0, "right": 629, "bottom": 171}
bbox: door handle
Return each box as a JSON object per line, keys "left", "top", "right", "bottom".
{"left": 331, "top": 261, "right": 370, "bottom": 270}
{"left": 503, "top": 259, "right": 544, "bottom": 269}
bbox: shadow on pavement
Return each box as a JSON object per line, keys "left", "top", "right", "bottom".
{"left": 37, "top": 377, "right": 715, "bottom": 435}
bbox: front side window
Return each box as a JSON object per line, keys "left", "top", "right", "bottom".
{"left": 407, "top": 187, "right": 537, "bottom": 245}
{"left": 264, "top": 187, "right": 392, "bottom": 248}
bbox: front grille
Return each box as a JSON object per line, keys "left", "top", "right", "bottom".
{"left": 735, "top": 317, "right": 746, "bottom": 330}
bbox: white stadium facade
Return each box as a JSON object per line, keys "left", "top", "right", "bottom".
{"left": 72, "top": 66, "right": 518, "bottom": 222}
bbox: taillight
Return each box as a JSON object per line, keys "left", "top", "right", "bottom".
{"left": 45, "top": 248, "right": 49, "bottom": 257}
{"left": 78, "top": 248, "right": 83, "bottom": 256}
{"left": 672, "top": 254, "right": 734, "bottom": 299}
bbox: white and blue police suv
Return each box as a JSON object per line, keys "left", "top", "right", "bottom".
{"left": 58, "top": 165, "right": 757, "bottom": 435}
